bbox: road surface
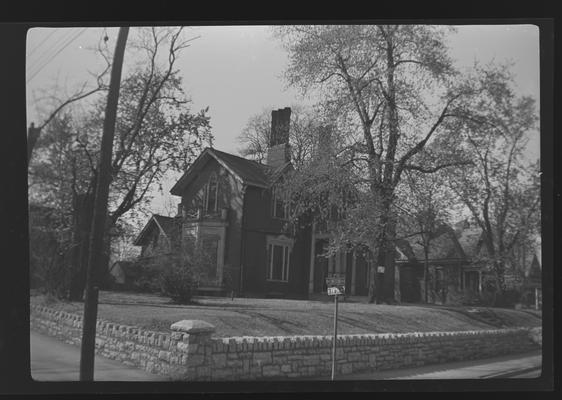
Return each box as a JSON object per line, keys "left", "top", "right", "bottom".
{"left": 337, "top": 350, "right": 542, "bottom": 380}
{"left": 30, "top": 331, "right": 167, "bottom": 381}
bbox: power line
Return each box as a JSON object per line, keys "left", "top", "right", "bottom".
{"left": 27, "top": 28, "right": 76, "bottom": 74}
{"left": 27, "top": 28, "right": 88, "bottom": 84}
{"left": 27, "top": 28, "right": 59, "bottom": 57}
{"left": 27, "top": 28, "right": 80, "bottom": 77}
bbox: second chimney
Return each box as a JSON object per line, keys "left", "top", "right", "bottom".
{"left": 266, "top": 107, "right": 291, "bottom": 168}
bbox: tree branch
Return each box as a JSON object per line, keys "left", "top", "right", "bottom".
{"left": 393, "top": 92, "right": 462, "bottom": 186}
{"left": 404, "top": 160, "right": 473, "bottom": 174}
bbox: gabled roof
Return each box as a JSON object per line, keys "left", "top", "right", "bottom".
{"left": 455, "top": 224, "right": 484, "bottom": 259}
{"left": 170, "top": 147, "right": 292, "bottom": 195}
{"left": 396, "top": 224, "right": 466, "bottom": 264}
{"left": 133, "top": 214, "right": 178, "bottom": 246}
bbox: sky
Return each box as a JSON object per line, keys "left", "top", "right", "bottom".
{"left": 26, "top": 24, "right": 540, "bottom": 216}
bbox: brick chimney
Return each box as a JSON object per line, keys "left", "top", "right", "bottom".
{"left": 266, "top": 107, "right": 291, "bottom": 168}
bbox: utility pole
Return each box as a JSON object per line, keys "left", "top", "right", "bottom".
{"left": 331, "top": 292, "right": 339, "bottom": 381}
{"left": 27, "top": 123, "right": 41, "bottom": 162}
{"left": 79, "top": 27, "right": 129, "bottom": 381}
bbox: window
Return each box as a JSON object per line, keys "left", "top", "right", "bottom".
{"left": 272, "top": 185, "right": 289, "bottom": 219}
{"left": 266, "top": 237, "right": 293, "bottom": 282}
{"left": 201, "top": 236, "right": 219, "bottom": 281}
{"left": 206, "top": 173, "right": 218, "bottom": 213}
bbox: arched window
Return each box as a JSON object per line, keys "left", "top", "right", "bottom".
{"left": 206, "top": 172, "right": 219, "bottom": 213}
{"left": 272, "top": 185, "right": 289, "bottom": 219}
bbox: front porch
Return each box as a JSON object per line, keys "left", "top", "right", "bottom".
{"left": 306, "top": 222, "right": 371, "bottom": 297}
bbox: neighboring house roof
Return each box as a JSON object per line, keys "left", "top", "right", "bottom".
{"left": 454, "top": 223, "right": 484, "bottom": 260}
{"left": 133, "top": 214, "right": 179, "bottom": 246}
{"left": 110, "top": 260, "right": 141, "bottom": 282}
{"left": 396, "top": 224, "right": 467, "bottom": 265}
{"left": 170, "top": 147, "right": 292, "bottom": 195}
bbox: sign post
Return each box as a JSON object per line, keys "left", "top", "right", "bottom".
{"left": 326, "top": 274, "right": 345, "bottom": 380}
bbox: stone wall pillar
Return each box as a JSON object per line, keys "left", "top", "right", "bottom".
{"left": 171, "top": 320, "right": 215, "bottom": 380}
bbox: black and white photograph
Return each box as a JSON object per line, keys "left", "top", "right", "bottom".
{"left": 14, "top": 20, "right": 553, "bottom": 393}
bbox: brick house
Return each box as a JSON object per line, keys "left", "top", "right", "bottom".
{"left": 129, "top": 108, "right": 504, "bottom": 304}
{"left": 164, "top": 107, "right": 312, "bottom": 298}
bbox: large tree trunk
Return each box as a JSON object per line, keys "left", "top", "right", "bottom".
{"left": 379, "top": 28, "right": 400, "bottom": 304}
{"left": 382, "top": 219, "right": 398, "bottom": 303}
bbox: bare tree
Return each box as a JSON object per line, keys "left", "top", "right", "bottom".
{"left": 27, "top": 33, "right": 113, "bottom": 162}
{"left": 28, "top": 27, "right": 213, "bottom": 299}
{"left": 442, "top": 63, "right": 540, "bottom": 304}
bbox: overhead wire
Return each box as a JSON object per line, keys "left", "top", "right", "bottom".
{"left": 27, "top": 28, "right": 59, "bottom": 57}
{"left": 27, "top": 28, "right": 88, "bottom": 84}
{"left": 26, "top": 28, "right": 77, "bottom": 75}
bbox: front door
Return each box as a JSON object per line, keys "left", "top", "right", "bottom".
{"left": 201, "top": 235, "right": 220, "bottom": 283}
{"left": 313, "top": 239, "right": 329, "bottom": 293}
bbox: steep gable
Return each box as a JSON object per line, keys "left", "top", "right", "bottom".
{"left": 170, "top": 147, "right": 294, "bottom": 196}
{"left": 133, "top": 214, "right": 178, "bottom": 246}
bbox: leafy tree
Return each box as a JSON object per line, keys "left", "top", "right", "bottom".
{"left": 28, "top": 112, "right": 94, "bottom": 298}
{"left": 27, "top": 33, "right": 112, "bottom": 162}
{"left": 274, "top": 25, "right": 476, "bottom": 303}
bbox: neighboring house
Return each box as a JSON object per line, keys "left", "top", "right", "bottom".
{"left": 133, "top": 214, "right": 182, "bottom": 259}
{"left": 395, "top": 223, "right": 475, "bottom": 304}
{"left": 108, "top": 260, "right": 136, "bottom": 288}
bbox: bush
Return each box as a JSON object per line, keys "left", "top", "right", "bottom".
{"left": 495, "top": 289, "right": 522, "bottom": 308}
{"left": 160, "top": 264, "right": 197, "bottom": 304}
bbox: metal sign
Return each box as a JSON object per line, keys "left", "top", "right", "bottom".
{"left": 327, "top": 286, "right": 345, "bottom": 296}
{"left": 325, "top": 274, "right": 345, "bottom": 287}
{"left": 326, "top": 274, "right": 345, "bottom": 296}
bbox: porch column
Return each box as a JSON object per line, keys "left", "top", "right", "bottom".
{"left": 351, "top": 250, "right": 357, "bottom": 295}
{"left": 478, "top": 270, "right": 482, "bottom": 293}
{"left": 308, "top": 223, "right": 316, "bottom": 294}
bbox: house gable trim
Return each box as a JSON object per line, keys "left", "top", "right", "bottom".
{"left": 133, "top": 216, "right": 158, "bottom": 246}
{"left": 170, "top": 148, "right": 268, "bottom": 196}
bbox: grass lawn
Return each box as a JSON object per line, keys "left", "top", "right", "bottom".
{"left": 30, "top": 290, "right": 541, "bottom": 338}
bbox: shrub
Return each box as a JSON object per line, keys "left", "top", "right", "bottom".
{"left": 157, "top": 238, "right": 215, "bottom": 304}
{"left": 160, "top": 264, "right": 197, "bottom": 304}
{"left": 495, "top": 289, "right": 522, "bottom": 308}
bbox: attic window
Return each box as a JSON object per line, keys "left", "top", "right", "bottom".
{"left": 272, "top": 185, "right": 289, "bottom": 220}
{"left": 206, "top": 172, "right": 219, "bottom": 213}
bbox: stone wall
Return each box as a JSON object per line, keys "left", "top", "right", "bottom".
{"left": 30, "top": 304, "right": 541, "bottom": 381}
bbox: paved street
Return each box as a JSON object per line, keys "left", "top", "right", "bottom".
{"left": 30, "top": 331, "right": 167, "bottom": 381}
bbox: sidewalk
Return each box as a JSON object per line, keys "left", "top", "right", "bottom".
{"left": 30, "top": 331, "right": 167, "bottom": 381}
{"left": 337, "top": 350, "right": 542, "bottom": 380}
